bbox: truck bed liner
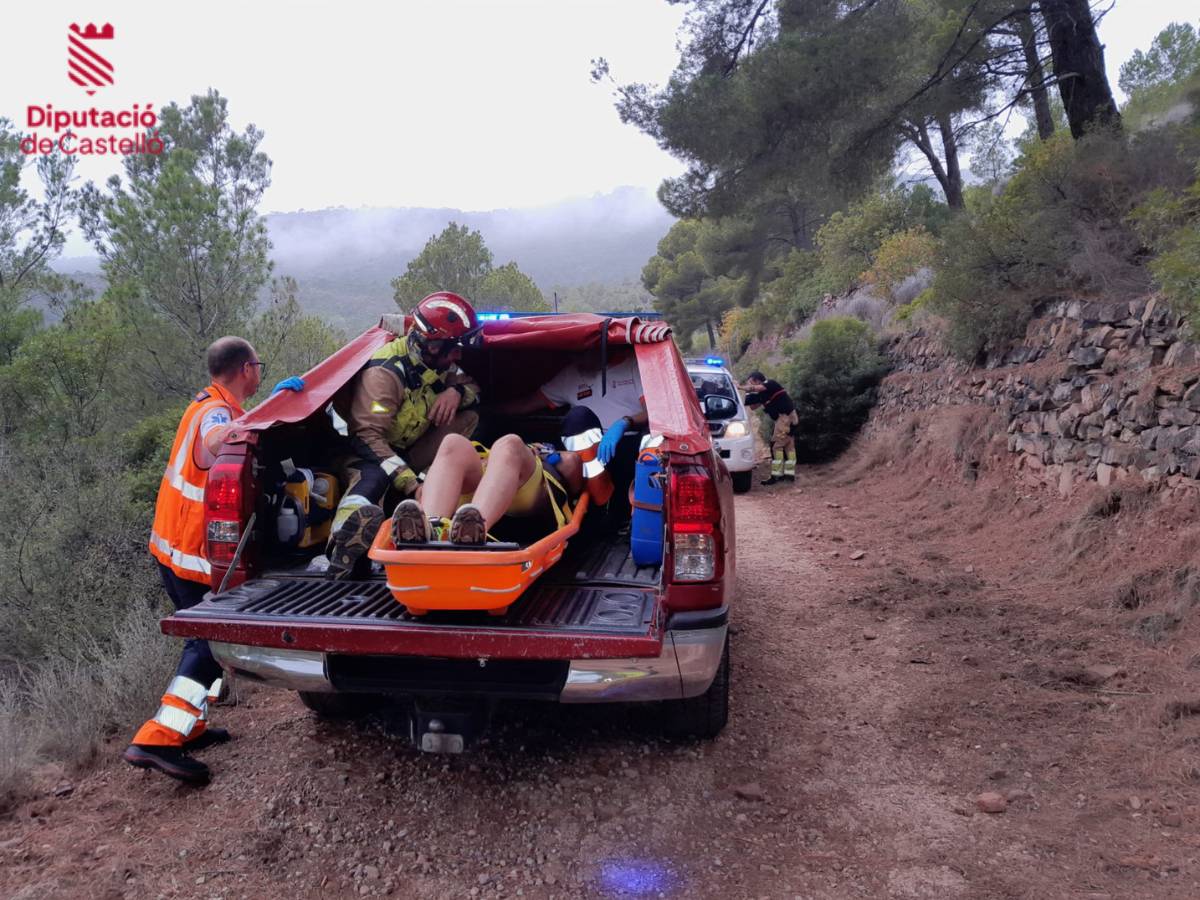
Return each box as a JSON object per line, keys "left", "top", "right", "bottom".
{"left": 163, "top": 540, "right": 664, "bottom": 660}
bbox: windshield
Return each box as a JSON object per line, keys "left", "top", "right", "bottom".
{"left": 689, "top": 372, "right": 736, "bottom": 403}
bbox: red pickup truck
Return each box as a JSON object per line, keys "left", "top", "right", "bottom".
{"left": 163, "top": 313, "right": 734, "bottom": 750}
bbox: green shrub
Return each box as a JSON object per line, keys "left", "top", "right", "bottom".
{"left": 783, "top": 316, "right": 890, "bottom": 460}
{"left": 863, "top": 227, "right": 938, "bottom": 295}
{"left": 893, "top": 288, "right": 934, "bottom": 326}
{"left": 815, "top": 185, "right": 950, "bottom": 293}
{"left": 1131, "top": 161, "right": 1200, "bottom": 332}
{"left": 932, "top": 125, "right": 1200, "bottom": 359}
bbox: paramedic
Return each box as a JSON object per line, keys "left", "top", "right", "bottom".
{"left": 124, "top": 337, "right": 302, "bottom": 784}
{"left": 744, "top": 370, "right": 799, "bottom": 484}
{"left": 326, "top": 291, "right": 483, "bottom": 578}
{"left": 490, "top": 346, "right": 646, "bottom": 511}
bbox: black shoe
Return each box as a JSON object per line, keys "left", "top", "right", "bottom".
{"left": 761, "top": 476, "right": 780, "bottom": 486}
{"left": 183, "top": 726, "right": 231, "bottom": 752}
{"left": 327, "top": 504, "right": 385, "bottom": 579}
{"left": 122, "top": 744, "right": 210, "bottom": 784}
{"left": 784, "top": 474, "right": 795, "bottom": 482}
{"left": 391, "top": 498, "right": 430, "bottom": 545}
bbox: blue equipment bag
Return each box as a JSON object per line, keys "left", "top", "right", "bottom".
{"left": 630, "top": 449, "right": 665, "bottom": 566}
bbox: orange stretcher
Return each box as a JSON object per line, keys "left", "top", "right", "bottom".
{"left": 367, "top": 494, "right": 590, "bottom": 616}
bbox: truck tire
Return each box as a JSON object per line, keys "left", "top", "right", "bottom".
{"left": 663, "top": 634, "right": 730, "bottom": 739}
{"left": 731, "top": 470, "right": 753, "bottom": 494}
{"left": 297, "top": 691, "right": 378, "bottom": 719}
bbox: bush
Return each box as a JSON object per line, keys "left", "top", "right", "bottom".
{"left": 863, "top": 227, "right": 938, "bottom": 296}
{"left": 783, "top": 316, "right": 890, "bottom": 461}
{"left": 815, "top": 185, "right": 950, "bottom": 293}
{"left": 1131, "top": 159, "right": 1200, "bottom": 332}
{"left": 932, "top": 125, "right": 1200, "bottom": 359}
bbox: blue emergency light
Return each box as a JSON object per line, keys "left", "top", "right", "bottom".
{"left": 476, "top": 312, "right": 512, "bottom": 321}
{"left": 705, "top": 356, "right": 724, "bottom": 367}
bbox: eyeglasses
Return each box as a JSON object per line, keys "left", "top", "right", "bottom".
{"left": 247, "top": 360, "right": 267, "bottom": 377}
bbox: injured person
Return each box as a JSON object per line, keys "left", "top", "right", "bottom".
{"left": 390, "top": 433, "right": 585, "bottom": 546}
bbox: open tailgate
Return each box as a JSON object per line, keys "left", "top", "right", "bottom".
{"left": 163, "top": 544, "right": 664, "bottom": 661}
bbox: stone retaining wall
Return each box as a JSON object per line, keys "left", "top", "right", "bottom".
{"left": 869, "top": 296, "right": 1200, "bottom": 493}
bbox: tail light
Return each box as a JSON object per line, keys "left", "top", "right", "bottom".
{"left": 669, "top": 468, "right": 722, "bottom": 583}
{"left": 205, "top": 459, "right": 247, "bottom": 568}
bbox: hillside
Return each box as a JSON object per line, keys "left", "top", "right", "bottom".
{"left": 52, "top": 187, "right": 671, "bottom": 331}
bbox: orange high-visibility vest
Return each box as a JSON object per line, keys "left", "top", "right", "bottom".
{"left": 148, "top": 382, "right": 243, "bottom": 584}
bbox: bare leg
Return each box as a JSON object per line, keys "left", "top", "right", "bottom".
{"left": 471, "top": 435, "right": 537, "bottom": 529}
{"left": 420, "top": 434, "right": 484, "bottom": 518}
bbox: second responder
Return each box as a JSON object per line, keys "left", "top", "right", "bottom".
{"left": 744, "top": 370, "right": 799, "bottom": 485}
{"left": 326, "top": 291, "right": 483, "bottom": 578}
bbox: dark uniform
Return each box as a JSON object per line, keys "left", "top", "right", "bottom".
{"left": 745, "top": 378, "right": 798, "bottom": 481}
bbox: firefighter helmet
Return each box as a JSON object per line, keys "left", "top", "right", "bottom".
{"left": 411, "top": 292, "right": 482, "bottom": 347}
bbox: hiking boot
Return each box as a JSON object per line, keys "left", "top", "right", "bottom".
{"left": 327, "top": 504, "right": 385, "bottom": 579}
{"left": 183, "top": 726, "right": 231, "bottom": 752}
{"left": 391, "top": 499, "right": 430, "bottom": 545}
{"left": 122, "top": 744, "right": 211, "bottom": 784}
{"left": 760, "top": 476, "right": 780, "bottom": 486}
{"left": 449, "top": 504, "right": 487, "bottom": 546}
{"left": 783, "top": 474, "right": 796, "bottom": 482}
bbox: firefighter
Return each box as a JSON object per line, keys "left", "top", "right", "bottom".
{"left": 744, "top": 370, "right": 799, "bottom": 484}
{"left": 124, "top": 337, "right": 303, "bottom": 783}
{"left": 326, "top": 291, "right": 483, "bottom": 578}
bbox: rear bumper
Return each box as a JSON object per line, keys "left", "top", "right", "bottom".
{"left": 209, "top": 622, "right": 727, "bottom": 704}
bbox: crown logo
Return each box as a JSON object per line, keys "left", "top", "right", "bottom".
{"left": 69, "top": 23, "right": 114, "bottom": 40}
{"left": 68, "top": 23, "right": 115, "bottom": 96}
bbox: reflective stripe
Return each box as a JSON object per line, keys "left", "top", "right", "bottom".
{"left": 153, "top": 704, "right": 199, "bottom": 737}
{"left": 582, "top": 458, "right": 606, "bottom": 479}
{"left": 563, "top": 428, "right": 603, "bottom": 451}
{"left": 380, "top": 455, "right": 408, "bottom": 476}
{"left": 207, "top": 678, "right": 223, "bottom": 701}
{"left": 149, "top": 530, "right": 212, "bottom": 575}
{"left": 163, "top": 464, "right": 205, "bottom": 502}
{"left": 166, "top": 675, "right": 209, "bottom": 710}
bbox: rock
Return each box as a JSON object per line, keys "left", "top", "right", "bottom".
{"left": 849, "top": 549, "right": 866, "bottom": 560}
{"left": 1129, "top": 795, "right": 1142, "bottom": 810}
{"left": 862, "top": 631, "right": 878, "bottom": 641}
{"left": 829, "top": 551, "right": 840, "bottom": 559}
{"left": 1096, "top": 462, "right": 1114, "bottom": 487}
{"left": 733, "top": 782, "right": 766, "bottom": 802}
{"left": 975, "top": 792, "right": 1008, "bottom": 813}
{"left": 1072, "top": 346, "right": 1107, "bottom": 367}
{"left": 51, "top": 783, "right": 74, "bottom": 798}
{"left": 364, "top": 866, "right": 380, "bottom": 880}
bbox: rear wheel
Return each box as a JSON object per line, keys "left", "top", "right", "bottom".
{"left": 731, "top": 470, "right": 753, "bottom": 494}
{"left": 663, "top": 634, "right": 730, "bottom": 739}
{"left": 297, "top": 691, "right": 378, "bottom": 719}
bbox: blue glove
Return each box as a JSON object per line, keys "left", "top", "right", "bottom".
{"left": 271, "top": 376, "right": 305, "bottom": 395}
{"left": 598, "top": 418, "right": 628, "bottom": 465}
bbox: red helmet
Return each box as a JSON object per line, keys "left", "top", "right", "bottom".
{"left": 411, "top": 292, "right": 481, "bottom": 346}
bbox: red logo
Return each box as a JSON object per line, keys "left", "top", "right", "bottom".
{"left": 68, "top": 23, "right": 114, "bottom": 96}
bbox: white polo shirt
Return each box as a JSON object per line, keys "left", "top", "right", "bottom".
{"left": 539, "top": 355, "right": 645, "bottom": 429}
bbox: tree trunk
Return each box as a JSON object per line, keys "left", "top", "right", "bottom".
{"left": 1039, "top": 0, "right": 1120, "bottom": 138}
{"left": 936, "top": 113, "right": 965, "bottom": 210}
{"left": 1017, "top": 8, "right": 1055, "bottom": 139}
{"left": 903, "top": 118, "right": 965, "bottom": 210}
{"left": 704, "top": 318, "right": 717, "bottom": 349}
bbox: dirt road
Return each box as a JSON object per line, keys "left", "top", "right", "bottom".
{"left": 4, "top": 436, "right": 1200, "bottom": 899}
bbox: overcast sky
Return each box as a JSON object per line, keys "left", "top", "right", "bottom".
{"left": 2, "top": 0, "right": 1195, "bottom": 255}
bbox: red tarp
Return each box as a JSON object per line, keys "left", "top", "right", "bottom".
{"left": 231, "top": 314, "right": 709, "bottom": 453}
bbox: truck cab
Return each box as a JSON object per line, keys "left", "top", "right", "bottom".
{"left": 166, "top": 314, "right": 734, "bottom": 749}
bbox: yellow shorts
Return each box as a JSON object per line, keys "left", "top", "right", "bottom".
{"left": 458, "top": 457, "right": 548, "bottom": 518}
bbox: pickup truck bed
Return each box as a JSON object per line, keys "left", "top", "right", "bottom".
{"left": 165, "top": 539, "right": 664, "bottom": 660}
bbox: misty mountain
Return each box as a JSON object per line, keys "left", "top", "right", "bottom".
{"left": 54, "top": 187, "right": 672, "bottom": 332}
